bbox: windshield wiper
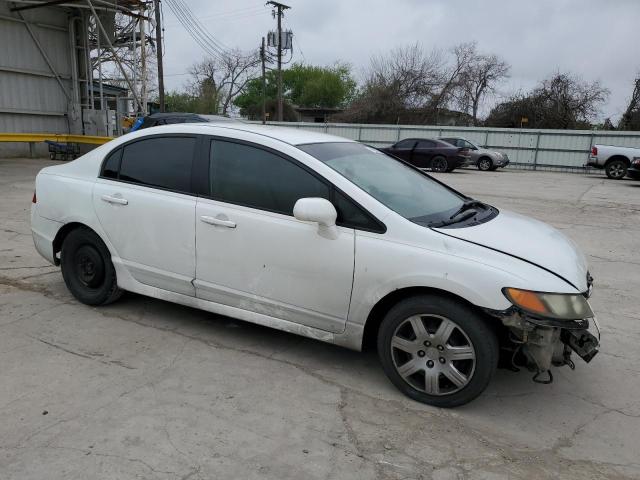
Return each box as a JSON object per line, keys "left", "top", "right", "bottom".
{"left": 428, "top": 200, "right": 485, "bottom": 228}
{"left": 448, "top": 199, "right": 485, "bottom": 219}
{"left": 429, "top": 209, "right": 478, "bottom": 228}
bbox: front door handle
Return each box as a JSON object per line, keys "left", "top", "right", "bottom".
{"left": 200, "top": 215, "right": 236, "bottom": 228}
{"left": 101, "top": 194, "right": 128, "bottom": 205}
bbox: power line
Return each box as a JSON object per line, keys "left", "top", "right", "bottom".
{"left": 174, "top": 0, "right": 229, "bottom": 52}
{"left": 164, "top": 0, "right": 229, "bottom": 61}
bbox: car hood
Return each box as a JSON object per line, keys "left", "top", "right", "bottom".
{"left": 434, "top": 209, "right": 589, "bottom": 292}
{"left": 477, "top": 147, "right": 502, "bottom": 156}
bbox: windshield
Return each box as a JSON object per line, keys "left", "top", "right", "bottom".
{"left": 297, "top": 142, "right": 465, "bottom": 224}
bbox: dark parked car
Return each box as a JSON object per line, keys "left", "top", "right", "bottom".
{"left": 627, "top": 158, "right": 640, "bottom": 180}
{"left": 133, "top": 112, "right": 236, "bottom": 131}
{"left": 380, "top": 138, "right": 472, "bottom": 172}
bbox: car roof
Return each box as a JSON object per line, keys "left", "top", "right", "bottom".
{"left": 131, "top": 122, "right": 355, "bottom": 146}
{"left": 147, "top": 112, "right": 201, "bottom": 119}
{"left": 396, "top": 138, "right": 451, "bottom": 145}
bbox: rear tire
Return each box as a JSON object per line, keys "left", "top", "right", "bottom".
{"left": 377, "top": 295, "right": 498, "bottom": 408}
{"left": 605, "top": 159, "right": 627, "bottom": 179}
{"left": 60, "top": 228, "right": 122, "bottom": 306}
{"left": 431, "top": 156, "right": 449, "bottom": 173}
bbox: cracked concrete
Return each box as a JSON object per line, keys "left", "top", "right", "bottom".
{"left": 1, "top": 158, "right": 639, "bottom": 479}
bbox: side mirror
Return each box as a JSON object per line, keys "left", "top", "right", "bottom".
{"left": 293, "top": 198, "right": 339, "bottom": 240}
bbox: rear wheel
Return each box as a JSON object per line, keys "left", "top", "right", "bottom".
{"left": 478, "top": 157, "right": 492, "bottom": 171}
{"left": 605, "top": 159, "right": 627, "bottom": 179}
{"left": 431, "top": 156, "right": 449, "bottom": 173}
{"left": 377, "top": 295, "right": 498, "bottom": 407}
{"left": 61, "top": 228, "right": 122, "bottom": 306}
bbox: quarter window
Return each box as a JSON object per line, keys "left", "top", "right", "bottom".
{"left": 210, "top": 140, "right": 330, "bottom": 216}
{"left": 118, "top": 136, "right": 196, "bottom": 192}
{"left": 102, "top": 148, "right": 122, "bottom": 179}
{"left": 333, "top": 190, "right": 380, "bottom": 231}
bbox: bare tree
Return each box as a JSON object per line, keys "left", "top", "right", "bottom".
{"left": 365, "top": 43, "right": 444, "bottom": 108}
{"left": 485, "top": 72, "right": 609, "bottom": 129}
{"left": 619, "top": 76, "right": 640, "bottom": 130}
{"left": 538, "top": 73, "right": 609, "bottom": 128}
{"left": 430, "top": 42, "right": 477, "bottom": 122}
{"left": 456, "top": 53, "right": 510, "bottom": 125}
{"left": 190, "top": 49, "right": 260, "bottom": 115}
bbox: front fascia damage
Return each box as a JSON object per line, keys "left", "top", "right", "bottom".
{"left": 484, "top": 305, "right": 600, "bottom": 382}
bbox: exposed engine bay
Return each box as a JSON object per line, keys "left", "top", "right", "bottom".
{"left": 490, "top": 307, "right": 600, "bottom": 383}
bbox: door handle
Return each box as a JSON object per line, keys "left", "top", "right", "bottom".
{"left": 200, "top": 215, "right": 236, "bottom": 228}
{"left": 101, "top": 194, "right": 128, "bottom": 205}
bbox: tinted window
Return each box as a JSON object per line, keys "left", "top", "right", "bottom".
{"left": 417, "top": 140, "right": 436, "bottom": 148}
{"left": 210, "top": 140, "right": 330, "bottom": 216}
{"left": 102, "top": 148, "right": 122, "bottom": 179}
{"left": 119, "top": 136, "right": 195, "bottom": 192}
{"left": 395, "top": 139, "right": 416, "bottom": 149}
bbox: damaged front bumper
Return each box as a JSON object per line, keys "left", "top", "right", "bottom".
{"left": 485, "top": 306, "right": 600, "bottom": 382}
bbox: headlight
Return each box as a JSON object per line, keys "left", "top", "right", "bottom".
{"left": 503, "top": 288, "right": 593, "bottom": 320}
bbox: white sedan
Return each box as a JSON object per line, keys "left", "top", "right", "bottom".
{"left": 31, "top": 123, "right": 599, "bottom": 407}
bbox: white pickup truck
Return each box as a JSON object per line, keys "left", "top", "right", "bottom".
{"left": 587, "top": 144, "right": 640, "bottom": 179}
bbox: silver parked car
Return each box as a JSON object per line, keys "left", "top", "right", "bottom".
{"left": 440, "top": 137, "right": 510, "bottom": 171}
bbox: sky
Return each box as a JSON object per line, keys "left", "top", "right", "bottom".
{"left": 161, "top": 0, "right": 639, "bottom": 122}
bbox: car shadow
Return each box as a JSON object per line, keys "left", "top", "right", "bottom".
{"left": 98, "top": 290, "right": 556, "bottom": 412}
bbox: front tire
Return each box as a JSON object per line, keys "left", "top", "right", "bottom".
{"left": 605, "top": 159, "right": 627, "bottom": 179}
{"left": 60, "top": 228, "right": 122, "bottom": 306}
{"left": 377, "top": 295, "right": 498, "bottom": 408}
{"left": 477, "top": 157, "right": 493, "bottom": 171}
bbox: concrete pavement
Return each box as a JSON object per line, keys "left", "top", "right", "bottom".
{"left": 1, "top": 158, "right": 639, "bottom": 479}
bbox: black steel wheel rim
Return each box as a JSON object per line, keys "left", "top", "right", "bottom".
{"left": 73, "top": 245, "right": 105, "bottom": 288}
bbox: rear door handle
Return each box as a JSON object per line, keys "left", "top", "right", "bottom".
{"left": 101, "top": 194, "right": 128, "bottom": 205}
{"left": 200, "top": 215, "right": 236, "bottom": 228}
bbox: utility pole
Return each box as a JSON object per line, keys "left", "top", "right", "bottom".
{"left": 267, "top": 1, "right": 290, "bottom": 121}
{"left": 140, "top": 15, "right": 147, "bottom": 114}
{"left": 153, "top": 0, "right": 165, "bottom": 112}
{"left": 261, "top": 36, "right": 266, "bottom": 124}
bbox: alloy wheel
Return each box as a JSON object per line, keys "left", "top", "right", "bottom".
{"left": 390, "top": 314, "right": 476, "bottom": 396}
{"left": 608, "top": 163, "right": 626, "bottom": 179}
{"left": 478, "top": 158, "right": 492, "bottom": 171}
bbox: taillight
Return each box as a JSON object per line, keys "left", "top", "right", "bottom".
{"left": 32, "top": 190, "right": 37, "bottom": 204}
{"left": 591, "top": 146, "right": 598, "bottom": 156}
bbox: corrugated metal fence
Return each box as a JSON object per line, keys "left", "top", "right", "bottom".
{"left": 259, "top": 121, "right": 640, "bottom": 171}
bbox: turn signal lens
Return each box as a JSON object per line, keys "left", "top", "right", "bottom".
{"left": 504, "top": 288, "right": 549, "bottom": 316}
{"left": 503, "top": 288, "right": 593, "bottom": 320}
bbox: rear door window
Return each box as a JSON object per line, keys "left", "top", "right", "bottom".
{"left": 118, "top": 136, "right": 196, "bottom": 193}
{"left": 395, "top": 139, "right": 416, "bottom": 149}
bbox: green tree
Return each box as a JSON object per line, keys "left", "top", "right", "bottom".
{"left": 233, "top": 63, "right": 356, "bottom": 120}
{"left": 164, "top": 90, "right": 199, "bottom": 113}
